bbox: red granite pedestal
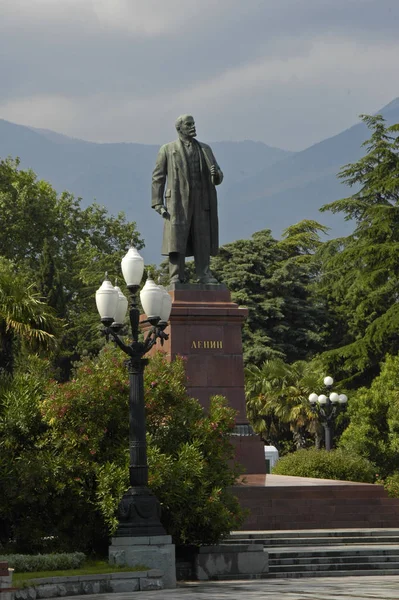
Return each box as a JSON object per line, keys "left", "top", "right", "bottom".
{"left": 142, "top": 284, "right": 265, "bottom": 475}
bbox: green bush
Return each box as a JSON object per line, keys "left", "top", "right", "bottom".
{"left": 95, "top": 352, "right": 246, "bottom": 546}
{"left": 376, "top": 473, "right": 399, "bottom": 498}
{"left": 0, "top": 552, "right": 85, "bottom": 573}
{"left": 36, "top": 349, "right": 245, "bottom": 549}
{"left": 338, "top": 355, "right": 399, "bottom": 478}
{"left": 1, "top": 348, "right": 245, "bottom": 551}
{"left": 272, "top": 447, "right": 376, "bottom": 483}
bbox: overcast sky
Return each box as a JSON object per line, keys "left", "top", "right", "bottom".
{"left": 0, "top": 0, "right": 398, "bottom": 151}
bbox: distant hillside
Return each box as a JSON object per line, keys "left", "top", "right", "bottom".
{"left": 1, "top": 99, "right": 399, "bottom": 263}
{"left": 0, "top": 120, "right": 292, "bottom": 264}
{"left": 223, "top": 98, "right": 399, "bottom": 243}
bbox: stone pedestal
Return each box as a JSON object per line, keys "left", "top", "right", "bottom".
{"left": 142, "top": 283, "right": 265, "bottom": 475}
{"left": 195, "top": 544, "right": 268, "bottom": 580}
{"left": 109, "top": 535, "right": 176, "bottom": 589}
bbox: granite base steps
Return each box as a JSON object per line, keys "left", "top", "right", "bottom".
{"left": 229, "top": 528, "right": 399, "bottom": 578}
{"left": 8, "top": 569, "right": 164, "bottom": 599}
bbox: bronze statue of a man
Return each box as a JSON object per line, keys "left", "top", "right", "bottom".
{"left": 152, "top": 115, "right": 223, "bottom": 284}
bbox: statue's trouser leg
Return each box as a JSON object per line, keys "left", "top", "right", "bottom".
{"left": 191, "top": 188, "right": 211, "bottom": 281}
{"left": 194, "top": 252, "right": 211, "bottom": 281}
{"left": 169, "top": 252, "right": 185, "bottom": 283}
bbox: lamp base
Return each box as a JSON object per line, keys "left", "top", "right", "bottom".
{"left": 114, "top": 486, "right": 166, "bottom": 537}
{"left": 109, "top": 534, "right": 176, "bottom": 588}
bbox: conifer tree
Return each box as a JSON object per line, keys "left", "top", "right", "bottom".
{"left": 318, "top": 115, "right": 399, "bottom": 385}
{"left": 211, "top": 222, "right": 328, "bottom": 365}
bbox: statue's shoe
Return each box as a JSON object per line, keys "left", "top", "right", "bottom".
{"left": 170, "top": 275, "right": 184, "bottom": 284}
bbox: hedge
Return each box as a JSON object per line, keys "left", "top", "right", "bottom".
{"left": 0, "top": 552, "right": 86, "bottom": 572}
{"left": 272, "top": 448, "right": 376, "bottom": 483}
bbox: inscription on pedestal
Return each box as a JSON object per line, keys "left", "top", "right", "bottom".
{"left": 191, "top": 340, "right": 223, "bottom": 349}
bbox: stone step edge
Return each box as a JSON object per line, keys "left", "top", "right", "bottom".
{"left": 229, "top": 537, "right": 399, "bottom": 546}
{"left": 269, "top": 560, "right": 399, "bottom": 571}
{"left": 266, "top": 568, "right": 399, "bottom": 579}
{"left": 266, "top": 541, "right": 399, "bottom": 552}
{"left": 269, "top": 555, "right": 399, "bottom": 564}
{"left": 16, "top": 570, "right": 163, "bottom": 585}
{"left": 11, "top": 570, "right": 165, "bottom": 599}
{"left": 230, "top": 528, "right": 399, "bottom": 539}
{"left": 268, "top": 545, "right": 399, "bottom": 556}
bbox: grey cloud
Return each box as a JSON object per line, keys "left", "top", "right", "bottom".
{"left": 1, "top": 0, "right": 398, "bottom": 102}
{"left": 0, "top": 0, "right": 398, "bottom": 149}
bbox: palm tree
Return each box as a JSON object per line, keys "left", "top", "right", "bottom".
{"left": 245, "top": 358, "right": 324, "bottom": 450}
{"left": 0, "top": 258, "right": 60, "bottom": 376}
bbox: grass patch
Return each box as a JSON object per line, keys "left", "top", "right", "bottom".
{"left": 13, "top": 560, "right": 149, "bottom": 588}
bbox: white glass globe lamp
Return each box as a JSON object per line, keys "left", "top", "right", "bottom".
{"left": 96, "top": 274, "right": 118, "bottom": 325}
{"left": 140, "top": 279, "right": 163, "bottom": 324}
{"left": 121, "top": 246, "right": 145, "bottom": 289}
{"left": 329, "top": 392, "right": 340, "bottom": 404}
{"left": 158, "top": 286, "right": 172, "bottom": 323}
{"left": 113, "top": 284, "right": 129, "bottom": 327}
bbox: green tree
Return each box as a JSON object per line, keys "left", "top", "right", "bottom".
{"left": 0, "top": 257, "right": 59, "bottom": 376}
{"left": 38, "top": 239, "right": 67, "bottom": 318}
{"left": 0, "top": 157, "right": 143, "bottom": 379}
{"left": 339, "top": 353, "right": 399, "bottom": 477}
{"left": 318, "top": 115, "right": 399, "bottom": 385}
{"left": 97, "top": 354, "right": 244, "bottom": 545}
{"left": 245, "top": 358, "right": 325, "bottom": 451}
{"left": 0, "top": 356, "right": 58, "bottom": 551}
{"left": 211, "top": 223, "right": 327, "bottom": 366}
{"left": 0, "top": 348, "right": 244, "bottom": 552}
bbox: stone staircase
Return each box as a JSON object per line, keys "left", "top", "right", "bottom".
{"left": 229, "top": 529, "right": 399, "bottom": 578}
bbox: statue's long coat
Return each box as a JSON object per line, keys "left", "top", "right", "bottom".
{"left": 151, "top": 139, "right": 223, "bottom": 257}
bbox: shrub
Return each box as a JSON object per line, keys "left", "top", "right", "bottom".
{"left": 0, "top": 552, "right": 85, "bottom": 573}
{"left": 1, "top": 348, "right": 245, "bottom": 552}
{"left": 272, "top": 447, "right": 376, "bottom": 483}
{"left": 338, "top": 355, "right": 399, "bottom": 478}
{"left": 376, "top": 473, "right": 399, "bottom": 498}
{"left": 96, "top": 352, "right": 246, "bottom": 546}
{"left": 39, "top": 349, "right": 245, "bottom": 548}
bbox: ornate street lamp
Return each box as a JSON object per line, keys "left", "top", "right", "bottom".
{"left": 308, "top": 376, "right": 348, "bottom": 451}
{"left": 95, "top": 245, "right": 172, "bottom": 537}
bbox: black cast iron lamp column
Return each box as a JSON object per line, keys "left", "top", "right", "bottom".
{"left": 308, "top": 376, "right": 348, "bottom": 452}
{"left": 95, "top": 245, "right": 172, "bottom": 537}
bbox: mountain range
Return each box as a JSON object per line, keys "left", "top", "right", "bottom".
{"left": 1, "top": 98, "right": 399, "bottom": 264}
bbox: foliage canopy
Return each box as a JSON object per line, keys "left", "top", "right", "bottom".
{"left": 0, "top": 350, "right": 245, "bottom": 551}
{"left": 0, "top": 157, "right": 143, "bottom": 379}
{"left": 211, "top": 222, "right": 327, "bottom": 366}
{"left": 318, "top": 115, "right": 399, "bottom": 385}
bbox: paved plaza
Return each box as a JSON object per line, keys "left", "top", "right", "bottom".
{"left": 39, "top": 575, "right": 399, "bottom": 600}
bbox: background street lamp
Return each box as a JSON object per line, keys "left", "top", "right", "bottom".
{"left": 308, "top": 376, "right": 348, "bottom": 451}
{"left": 95, "top": 245, "right": 172, "bottom": 537}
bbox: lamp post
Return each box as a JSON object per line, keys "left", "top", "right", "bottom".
{"left": 95, "top": 246, "right": 172, "bottom": 537}
{"left": 308, "top": 376, "right": 348, "bottom": 451}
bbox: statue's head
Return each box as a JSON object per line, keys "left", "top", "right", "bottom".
{"left": 175, "top": 115, "right": 196, "bottom": 138}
